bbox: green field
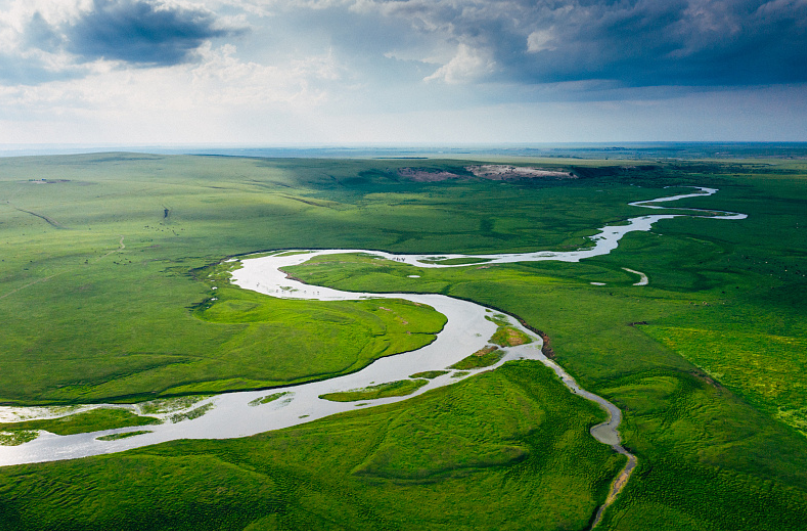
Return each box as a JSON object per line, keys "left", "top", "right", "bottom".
{"left": 0, "top": 362, "right": 622, "bottom": 530}
{"left": 0, "top": 158, "right": 452, "bottom": 404}
{"left": 1, "top": 153, "right": 806, "bottom": 529}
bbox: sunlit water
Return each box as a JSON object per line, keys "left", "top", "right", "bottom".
{"left": 0, "top": 187, "right": 745, "bottom": 466}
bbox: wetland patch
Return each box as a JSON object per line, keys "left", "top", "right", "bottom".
{"left": 320, "top": 380, "right": 429, "bottom": 402}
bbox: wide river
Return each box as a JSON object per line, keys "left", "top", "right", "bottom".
{"left": 0, "top": 187, "right": 745, "bottom": 467}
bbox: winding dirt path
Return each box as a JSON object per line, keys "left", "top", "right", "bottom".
{"left": 5, "top": 201, "right": 67, "bottom": 229}
{"left": 95, "top": 235, "right": 126, "bottom": 262}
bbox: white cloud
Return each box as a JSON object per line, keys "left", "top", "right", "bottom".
{"left": 0, "top": 0, "right": 804, "bottom": 144}
{"left": 190, "top": 43, "right": 342, "bottom": 106}
{"left": 0, "top": 42, "right": 343, "bottom": 116}
{"left": 424, "top": 43, "right": 495, "bottom": 84}
{"left": 527, "top": 28, "right": 556, "bottom": 53}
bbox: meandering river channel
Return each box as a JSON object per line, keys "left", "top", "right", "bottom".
{"left": 0, "top": 184, "right": 746, "bottom": 519}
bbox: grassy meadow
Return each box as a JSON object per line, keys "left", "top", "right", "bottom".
{"left": 0, "top": 362, "right": 623, "bottom": 531}
{"left": 0, "top": 153, "right": 806, "bottom": 529}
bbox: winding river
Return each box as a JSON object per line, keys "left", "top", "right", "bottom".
{"left": 0, "top": 183, "right": 746, "bottom": 526}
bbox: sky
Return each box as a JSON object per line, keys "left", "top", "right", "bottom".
{"left": 0, "top": 0, "right": 805, "bottom": 146}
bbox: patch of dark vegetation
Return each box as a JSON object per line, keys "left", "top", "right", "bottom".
{"left": 409, "top": 370, "right": 448, "bottom": 379}
{"left": 570, "top": 165, "right": 660, "bottom": 179}
{"left": 485, "top": 313, "right": 510, "bottom": 326}
{"left": 81, "top": 154, "right": 165, "bottom": 164}
{"left": 9, "top": 205, "right": 66, "bottom": 229}
{"left": 320, "top": 379, "right": 428, "bottom": 402}
{"left": 0, "top": 408, "right": 160, "bottom": 437}
{"left": 169, "top": 403, "right": 214, "bottom": 423}
{"left": 280, "top": 195, "right": 339, "bottom": 209}
{"left": 688, "top": 370, "right": 723, "bottom": 389}
{"left": 0, "top": 430, "right": 38, "bottom": 446}
{"left": 449, "top": 347, "right": 504, "bottom": 370}
{"left": 96, "top": 430, "right": 153, "bottom": 441}
{"left": 516, "top": 318, "right": 555, "bottom": 358}
{"left": 490, "top": 326, "right": 532, "bottom": 347}
{"left": 248, "top": 392, "right": 289, "bottom": 406}
{"left": 419, "top": 257, "right": 491, "bottom": 265}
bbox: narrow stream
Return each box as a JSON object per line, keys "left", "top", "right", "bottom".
{"left": 0, "top": 182, "right": 745, "bottom": 531}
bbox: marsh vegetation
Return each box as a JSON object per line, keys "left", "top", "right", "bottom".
{"left": 319, "top": 379, "right": 429, "bottom": 402}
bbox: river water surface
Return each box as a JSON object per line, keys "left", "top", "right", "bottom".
{"left": 0, "top": 187, "right": 745, "bottom": 468}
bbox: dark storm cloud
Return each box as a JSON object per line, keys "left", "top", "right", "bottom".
{"left": 370, "top": 0, "right": 807, "bottom": 87}
{"left": 1, "top": 1, "right": 243, "bottom": 86}
{"left": 64, "top": 0, "right": 240, "bottom": 66}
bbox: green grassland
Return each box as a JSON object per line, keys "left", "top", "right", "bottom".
{"left": 0, "top": 157, "right": 461, "bottom": 404}
{"left": 278, "top": 163, "right": 807, "bottom": 529}
{"left": 0, "top": 154, "right": 663, "bottom": 406}
{"left": 0, "top": 154, "right": 806, "bottom": 529}
{"left": 0, "top": 362, "right": 624, "bottom": 531}
{"left": 285, "top": 253, "right": 807, "bottom": 528}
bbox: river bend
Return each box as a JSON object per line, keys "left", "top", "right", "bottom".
{"left": 0, "top": 187, "right": 745, "bottom": 469}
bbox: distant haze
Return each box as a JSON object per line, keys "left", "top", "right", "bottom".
{"left": 0, "top": 0, "right": 805, "bottom": 144}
